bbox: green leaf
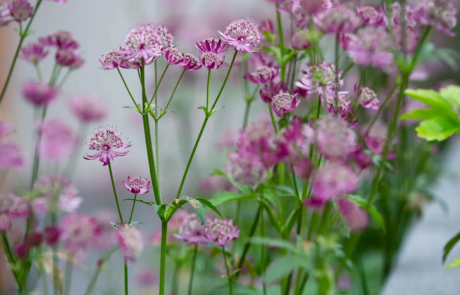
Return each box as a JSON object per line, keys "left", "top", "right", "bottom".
{"left": 247, "top": 237, "right": 299, "bottom": 253}
{"left": 446, "top": 257, "right": 460, "bottom": 269}
{"left": 179, "top": 196, "right": 206, "bottom": 224}
{"left": 440, "top": 86, "right": 460, "bottom": 110}
{"left": 347, "top": 195, "right": 386, "bottom": 234}
{"left": 400, "top": 109, "right": 440, "bottom": 120}
{"left": 195, "top": 198, "right": 222, "bottom": 218}
{"left": 258, "top": 199, "right": 282, "bottom": 233}
{"left": 262, "top": 255, "right": 311, "bottom": 284}
{"left": 209, "top": 191, "right": 256, "bottom": 207}
{"left": 443, "top": 232, "right": 460, "bottom": 263}
{"left": 124, "top": 198, "right": 155, "bottom": 206}
{"left": 416, "top": 117, "right": 460, "bottom": 141}
{"left": 405, "top": 89, "right": 459, "bottom": 121}
{"left": 263, "top": 186, "right": 282, "bottom": 210}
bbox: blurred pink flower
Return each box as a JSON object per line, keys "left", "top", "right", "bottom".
{"left": 338, "top": 198, "right": 369, "bottom": 232}
{"left": 0, "top": 140, "right": 25, "bottom": 168}
{"left": 22, "top": 82, "right": 58, "bottom": 106}
{"left": 219, "top": 19, "right": 261, "bottom": 53}
{"left": 61, "top": 214, "right": 102, "bottom": 253}
{"left": 40, "top": 30, "right": 79, "bottom": 50}
{"left": 0, "top": 214, "right": 11, "bottom": 232}
{"left": 19, "top": 43, "right": 48, "bottom": 64}
{"left": 244, "top": 66, "right": 279, "bottom": 85}
{"left": 314, "top": 5, "right": 360, "bottom": 34}
{"left": 69, "top": 96, "right": 108, "bottom": 123}
{"left": 312, "top": 162, "right": 359, "bottom": 201}
{"left": 37, "top": 119, "right": 76, "bottom": 160}
{"left": 204, "top": 218, "right": 240, "bottom": 246}
{"left": 116, "top": 224, "right": 144, "bottom": 261}
{"left": 9, "top": 0, "right": 32, "bottom": 22}
{"left": 271, "top": 91, "right": 300, "bottom": 117}
{"left": 123, "top": 176, "right": 151, "bottom": 195}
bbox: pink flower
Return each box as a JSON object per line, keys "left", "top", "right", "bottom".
{"left": 225, "top": 152, "right": 266, "bottom": 188}
{"left": 44, "top": 226, "right": 61, "bottom": 245}
{"left": 312, "top": 162, "right": 359, "bottom": 201}
{"left": 55, "top": 49, "right": 77, "bottom": 67}
{"left": 315, "top": 116, "right": 356, "bottom": 161}
{"left": 15, "top": 243, "right": 29, "bottom": 259}
{"left": 391, "top": 3, "right": 418, "bottom": 28}
{"left": 40, "top": 30, "right": 79, "bottom": 50}
{"left": 123, "top": 176, "right": 151, "bottom": 195}
{"left": 122, "top": 24, "right": 173, "bottom": 65}
{"left": 200, "top": 52, "right": 225, "bottom": 70}
{"left": 260, "top": 82, "right": 287, "bottom": 103}
{"left": 291, "top": 31, "right": 311, "bottom": 50}
{"left": 314, "top": 5, "right": 360, "bottom": 34}
{"left": 69, "top": 96, "right": 108, "bottom": 123}
{"left": 338, "top": 198, "right": 369, "bottom": 232}
{"left": 137, "top": 268, "right": 157, "bottom": 286}
{"left": 204, "top": 218, "right": 240, "bottom": 246}
{"left": 0, "top": 140, "right": 25, "bottom": 168}
{"left": 22, "top": 82, "right": 58, "bottom": 106}
{"left": 7, "top": 195, "right": 30, "bottom": 218}
{"left": 84, "top": 126, "right": 131, "bottom": 166}
{"left": 0, "top": 4, "right": 12, "bottom": 26}
{"left": 116, "top": 224, "right": 144, "bottom": 261}
{"left": 304, "top": 195, "right": 327, "bottom": 211}
{"left": 61, "top": 214, "right": 102, "bottom": 253}
{"left": 298, "top": 0, "right": 332, "bottom": 15}
{"left": 364, "top": 121, "right": 388, "bottom": 155}
{"left": 350, "top": 146, "right": 372, "bottom": 170}
{"left": 245, "top": 66, "right": 279, "bottom": 85}
{"left": 321, "top": 90, "right": 351, "bottom": 115}
{"left": 414, "top": 0, "right": 457, "bottom": 36}
{"left": 0, "top": 214, "right": 10, "bottom": 232}
{"left": 358, "top": 87, "right": 380, "bottom": 109}
{"left": 37, "top": 119, "right": 76, "bottom": 160}
{"left": 219, "top": 19, "right": 261, "bottom": 53}
{"left": 9, "top": 0, "right": 32, "bottom": 22}
{"left": 175, "top": 214, "right": 207, "bottom": 245}
{"left": 393, "top": 26, "right": 419, "bottom": 55}
{"left": 181, "top": 53, "right": 202, "bottom": 71}
{"left": 19, "top": 43, "right": 48, "bottom": 64}
{"left": 34, "top": 175, "right": 81, "bottom": 214}
{"left": 293, "top": 158, "right": 313, "bottom": 180}
{"left": 295, "top": 62, "right": 342, "bottom": 95}
{"left": 356, "top": 6, "right": 386, "bottom": 27}
{"left": 163, "top": 47, "right": 184, "bottom": 65}
{"left": 99, "top": 49, "right": 125, "bottom": 70}
{"left": 195, "top": 38, "right": 229, "bottom": 55}
{"left": 260, "top": 19, "right": 274, "bottom": 36}
{"left": 271, "top": 91, "right": 300, "bottom": 117}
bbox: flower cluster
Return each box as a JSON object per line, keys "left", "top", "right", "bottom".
{"left": 84, "top": 126, "right": 131, "bottom": 166}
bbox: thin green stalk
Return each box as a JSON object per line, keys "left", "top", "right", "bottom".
{"left": 155, "top": 119, "right": 161, "bottom": 194}
{"left": 210, "top": 50, "right": 238, "bottom": 111}
{"left": 1, "top": 233, "right": 15, "bottom": 265}
{"left": 159, "top": 221, "right": 168, "bottom": 295}
{"left": 163, "top": 69, "right": 186, "bottom": 113}
{"left": 40, "top": 262, "right": 49, "bottom": 295}
{"left": 84, "top": 246, "right": 118, "bottom": 295}
{"left": 108, "top": 162, "right": 124, "bottom": 224}
{"left": 276, "top": 5, "right": 285, "bottom": 52}
{"left": 30, "top": 105, "right": 48, "bottom": 189}
{"left": 206, "top": 69, "right": 211, "bottom": 109}
{"left": 117, "top": 68, "right": 138, "bottom": 108}
{"left": 243, "top": 100, "right": 252, "bottom": 129}
{"left": 124, "top": 258, "right": 128, "bottom": 295}
{"left": 64, "top": 252, "right": 73, "bottom": 295}
{"left": 318, "top": 202, "right": 332, "bottom": 235}
{"left": 269, "top": 106, "right": 278, "bottom": 134}
{"left": 35, "top": 64, "right": 43, "bottom": 82}
{"left": 148, "top": 64, "right": 169, "bottom": 106}
{"left": 188, "top": 245, "right": 198, "bottom": 295}
{"left": 57, "top": 70, "right": 72, "bottom": 89}
{"left": 0, "top": 0, "right": 43, "bottom": 105}
{"left": 222, "top": 246, "right": 233, "bottom": 295}
{"left": 128, "top": 194, "right": 137, "bottom": 224}
{"left": 84, "top": 267, "right": 102, "bottom": 295}
{"left": 171, "top": 261, "right": 181, "bottom": 295}
{"left": 260, "top": 205, "right": 267, "bottom": 295}
{"left": 236, "top": 206, "right": 262, "bottom": 277}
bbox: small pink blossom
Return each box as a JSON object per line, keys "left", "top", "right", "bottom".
{"left": 0, "top": 214, "right": 10, "bottom": 232}
{"left": 55, "top": 49, "right": 78, "bottom": 67}
{"left": 195, "top": 38, "right": 229, "bottom": 55}
{"left": 271, "top": 91, "right": 300, "bottom": 117}
{"left": 414, "top": 0, "right": 457, "bottom": 36}
{"left": 9, "top": 0, "right": 32, "bottom": 22}
{"left": 0, "top": 140, "right": 25, "bottom": 168}
{"left": 0, "top": 121, "right": 13, "bottom": 137}
{"left": 175, "top": 214, "right": 208, "bottom": 245}
{"left": 69, "top": 96, "right": 108, "bottom": 123}
{"left": 364, "top": 121, "right": 388, "bottom": 155}
{"left": 61, "top": 214, "right": 102, "bottom": 253}
{"left": 137, "top": 268, "right": 157, "bottom": 286}
{"left": 123, "top": 176, "right": 151, "bottom": 195}
{"left": 312, "top": 162, "right": 359, "bottom": 201}
{"left": 350, "top": 146, "right": 373, "bottom": 170}
{"left": 99, "top": 49, "right": 125, "bottom": 70}
{"left": 298, "top": 0, "right": 332, "bottom": 15}
{"left": 116, "top": 224, "right": 144, "bottom": 261}
{"left": 19, "top": 43, "right": 48, "bottom": 64}
{"left": 204, "top": 218, "right": 240, "bottom": 246}
{"left": 291, "top": 31, "right": 311, "bottom": 50}
{"left": 37, "top": 119, "right": 76, "bottom": 160}
{"left": 245, "top": 66, "right": 279, "bottom": 85}
{"left": 22, "top": 82, "right": 58, "bottom": 106}
{"left": 338, "top": 198, "right": 369, "bottom": 232}
{"left": 200, "top": 52, "right": 225, "bottom": 70}
{"left": 259, "top": 82, "right": 287, "bottom": 104}
{"left": 314, "top": 5, "right": 360, "bottom": 34}
{"left": 219, "top": 19, "right": 261, "bottom": 53}
{"left": 163, "top": 47, "right": 184, "bottom": 66}
{"left": 321, "top": 90, "right": 351, "bottom": 115}
{"left": 358, "top": 87, "right": 380, "bottom": 110}
{"left": 294, "top": 158, "right": 313, "bottom": 180}
{"left": 225, "top": 152, "right": 266, "bottom": 188}
{"left": 40, "top": 30, "right": 79, "bottom": 50}
{"left": 356, "top": 6, "right": 386, "bottom": 27}
{"left": 34, "top": 175, "right": 81, "bottom": 214}
{"left": 7, "top": 195, "right": 30, "bottom": 218}
{"left": 44, "top": 226, "right": 61, "bottom": 246}
{"left": 0, "top": 4, "right": 12, "bottom": 26}
{"left": 181, "top": 53, "right": 202, "bottom": 71}
{"left": 84, "top": 126, "right": 131, "bottom": 166}
{"left": 315, "top": 116, "right": 356, "bottom": 161}
{"left": 296, "top": 61, "right": 342, "bottom": 95}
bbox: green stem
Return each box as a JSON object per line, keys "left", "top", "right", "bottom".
{"left": 236, "top": 206, "right": 262, "bottom": 277}
{"left": 206, "top": 69, "right": 211, "bottom": 109}
{"left": 117, "top": 68, "right": 138, "bottom": 108}
{"left": 64, "top": 252, "right": 73, "bottom": 295}
{"left": 222, "top": 246, "right": 233, "bottom": 295}
{"left": 84, "top": 246, "right": 118, "bottom": 295}
{"left": 242, "top": 100, "right": 252, "bottom": 129}
{"left": 276, "top": 5, "right": 285, "bottom": 52}
{"left": 57, "top": 69, "right": 72, "bottom": 89}
{"left": 172, "top": 261, "right": 181, "bottom": 295}
{"left": 84, "top": 268, "right": 102, "bottom": 295}
{"left": 35, "top": 64, "right": 43, "bottom": 82}
{"left": 260, "top": 203, "right": 267, "bottom": 295}
{"left": 155, "top": 119, "right": 161, "bottom": 194}
{"left": 128, "top": 194, "right": 137, "bottom": 224}
{"left": 210, "top": 50, "right": 238, "bottom": 111}
{"left": 124, "top": 258, "right": 128, "bottom": 295}
{"left": 269, "top": 106, "right": 278, "bottom": 134}
{"left": 108, "top": 162, "right": 124, "bottom": 224}
{"left": 159, "top": 221, "right": 168, "bottom": 295}
{"left": 1, "top": 233, "right": 15, "bottom": 265}
{"left": 0, "top": 0, "right": 43, "bottom": 105}
{"left": 187, "top": 245, "right": 198, "bottom": 295}
{"left": 148, "top": 63, "right": 169, "bottom": 106}
{"left": 163, "top": 69, "right": 186, "bottom": 114}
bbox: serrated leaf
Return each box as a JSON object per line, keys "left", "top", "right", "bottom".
{"left": 195, "top": 198, "right": 222, "bottom": 218}
{"left": 262, "top": 255, "right": 311, "bottom": 284}
{"left": 209, "top": 191, "right": 256, "bottom": 207}
{"left": 443, "top": 232, "right": 460, "bottom": 263}
{"left": 124, "top": 198, "right": 155, "bottom": 206}
{"left": 347, "top": 195, "right": 386, "bottom": 234}
{"left": 446, "top": 257, "right": 460, "bottom": 269}
{"left": 247, "top": 237, "right": 299, "bottom": 253}
{"left": 415, "top": 117, "right": 460, "bottom": 141}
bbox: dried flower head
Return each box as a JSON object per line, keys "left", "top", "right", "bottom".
{"left": 314, "top": 5, "right": 360, "bottom": 34}
{"left": 200, "top": 52, "right": 225, "bottom": 70}
{"left": 61, "top": 214, "right": 102, "bottom": 253}
{"left": 123, "top": 176, "right": 151, "bottom": 195}
{"left": 22, "top": 82, "right": 58, "bottom": 106}
{"left": 19, "top": 43, "right": 48, "bottom": 64}
{"left": 116, "top": 224, "right": 144, "bottom": 261}
{"left": 84, "top": 126, "right": 131, "bottom": 166}
{"left": 182, "top": 53, "right": 202, "bottom": 71}
{"left": 245, "top": 66, "right": 279, "bottom": 85}
{"left": 204, "top": 218, "right": 240, "bottom": 246}
{"left": 219, "top": 19, "right": 261, "bottom": 53}
{"left": 0, "top": 140, "right": 25, "bottom": 168}
{"left": 9, "top": 0, "right": 32, "bottom": 22}
{"left": 312, "top": 162, "right": 359, "bottom": 201}
{"left": 271, "top": 91, "right": 300, "bottom": 117}
{"left": 69, "top": 96, "right": 108, "bottom": 123}
{"left": 358, "top": 87, "right": 380, "bottom": 109}
{"left": 37, "top": 119, "right": 76, "bottom": 160}
{"left": 163, "top": 47, "right": 184, "bottom": 65}
{"left": 40, "top": 30, "right": 79, "bottom": 50}
{"left": 195, "top": 38, "right": 229, "bottom": 55}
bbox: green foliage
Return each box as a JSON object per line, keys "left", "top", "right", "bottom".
{"left": 443, "top": 232, "right": 460, "bottom": 263}
{"left": 263, "top": 255, "right": 312, "bottom": 284}
{"left": 209, "top": 191, "right": 256, "bottom": 207}
{"left": 446, "top": 257, "right": 460, "bottom": 269}
{"left": 346, "top": 195, "right": 386, "bottom": 234}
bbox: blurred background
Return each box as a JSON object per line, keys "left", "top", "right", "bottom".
{"left": 1, "top": 0, "right": 460, "bottom": 294}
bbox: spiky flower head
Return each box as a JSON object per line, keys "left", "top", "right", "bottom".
{"left": 312, "top": 162, "right": 359, "bottom": 201}
{"left": 37, "top": 119, "right": 76, "bottom": 160}
{"left": 182, "top": 53, "right": 202, "bottom": 71}
{"left": 219, "top": 19, "right": 261, "bottom": 53}
{"left": 315, "top": 116, "right": 356, "bottom": 161}
{"left": 39, "top": 30, "right": 79, "bottom": 50}
{"left": 321, "top": 90, "right": 351, "bottom": 115}
{"left": 163, "top": 47, "right": 184, "bottom": 65}
{"left": 204, "top": 218, "right": 240, "bottom": 246}
{"left": 123, "top": 176, "right": 151, "bottom": 195}
{"left": 84, "top": 126, "right": 131, "bottom": 166}
{"left": 116, "top": 224, "right": 144, "bottom": 261}
{"left": 291, "top": 31, "right": 312, "bottom": 50}
{"left": 295, "top": 61, "right": 342, "bottom": 95}
{"left": 0, "top": 140, "right": 25, "bottom": 168}
{"left": 9, "top": 0, "right": 32, "bottom": 22}
{"left": 122, "top": 24, "right": 173, "bottom": 65}
{"left": 314, "top": 5, "right": 360, "bottom": 34}
{"left": 259, "top": 82, "right": 287, "bottom": 104}
{"left": 414, "top": 0, "right": 457, "bottom": 36}
{"left": 19, "top": 43, "right": 48, "bottom": 64}
{"left": 200, "top": 52, "right": 225, "bottom": 70}
{"left": 271, "top": 91, "right": 300, "bottom": 117}
{"left": 195, "top": 38, "right": 229, "bottom": 55}
{"left": 69, "top": 96, "right": 108, "bottom": 123}
{"left": 99, "top": 49, "right": 126, "bottom": 70}
{"left": 356, "top": 6, "right": 386, "bottom": 27}
{"left": 175, "top": 214, "right": 207, "bottom": 245}
{"left": 22, "top": 81, "right": 58, "bottom": 106}
{"left": 245, "top": 66, "right": 279, "bottom": 85}
{"left": 358, "top": 87, "right": 380, "bottom": 109}
{"left": 61, "top": 214, "right": 102, "bottom": 253}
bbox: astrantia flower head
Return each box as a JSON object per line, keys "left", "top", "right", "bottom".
{"left": 298, "top": 0, "right": 332, "bottom": 15}
{"left": 9, "top": 0, "right": 32, "bottom": 22}
{"left": 225, "top": 152, "right": 266, "bottom": 188}
{"left": 22, "top": 82, "right": 58, "bottom": 106}
{"left": 61, "top": 214, "right": 102, "bottom": 253}
{"left": 391, "top": 3, "right": 418, "bottom": 28}
{"left": 19, "top": 43, "right": 48, "bottom": 64}
{"left": 364, "top": 121, "right": 388, "bottom": 155}
{"left": 296, "top": 62, "right": 342, "bottom": 95}
{"left": 37, "top": 119, "right": 76, "bottom": 160}
{"left": 3, "top": 194, "right": 30, "bottom": 218}
{"left": 0, "top": 3, "right": 12, "bottom": 26}
{"left": 200, "top": 52, "right": 225, "bottom": 70}
{"left": 44, "top": 226, "right": 61, "bottom": 246}
{"left": 414, "top": 0, "right": 457, "bottom": 36}
{"left": 163, "top": 47, "right": 184, "bottom": 65}
{"left": 40, "top": 30, "right": 79, "bottom": 50}
{"left": 0, "top": 140, "right": 25, "bottom": 168}
{"left": 350, "top": 146, "right": 372, "bottom": 170}
{"left": 122, "top": 24, "right": 173, "bottom": 65}
{"left": 314, "top": 5, "right": 360, "bottom": 34}
{"left": 271, "top": 91, "right": 300, "bottom": 117}
{"left": 245, "top": 66, "right": 279, "bottom": 85}
{"left": 175, "top": 214, "right": 207, "bottom": 245}
{"left": 315, "top": 116, "right": 356, "bottom": 161}
{"left": 294, "top": 158, "right": 313, "bottom": 180}
{"left": 99, "top": 49, "right": 125, "bottom": 70}
{"left": 312, "top": 162, "right": 359, "bottom": 201}
{"left": 204, "top": 218, "right": 240, "bottom": 246}
{"left": 260, "top": 82, "right": 287, "bottom": 103}
{"left": 219, "top": 19, "right": 261, "bottom": 53}
{"left": 116, "top": 224, "right": 144, "bottom": 261}
{"left": 338, "top": 198, "right": 369, "bottom": 232}
{"left": 291, "top": 31, "right": 312, "bottom": 50}
{"left": 260, "top": 20, "right": 275, "bottom": 37}
{"left": 356, "top": 6, "right": 386, "bottom": 27}
{"left": 123, "top": 176, "right": 151, "bottom": 195}
{"left": 69, "top": 96, "right": 108, "bottom": 123}
{"left": 182, "top": 53, "right": 202, "bottom": 71}
{"left": 342, "top": 27, "right": 393, "bottom": 68}
{"left": 358, "top": 87, "right": 380, "bottom": 109}
{"left": 34, "top": 175, "right": 81, "bottom": 214}
{"left": 84, "top": 126, "right": 131, "bottom": 166}
{"left": 195, "top": 38, "right": 229, "bottom": 55}
{"left": 321, "top": 90, "right": 350, "bottom": 115}
{"left": 55, "top": 49, "right": 78, "bottom": 67}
